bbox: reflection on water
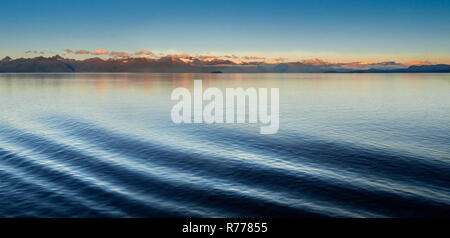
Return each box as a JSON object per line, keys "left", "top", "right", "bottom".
{"left": 0, "top": 73, "right": 449, "bottom": 217}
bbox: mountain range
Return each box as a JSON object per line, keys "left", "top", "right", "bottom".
{"left": 1, "top": 55, "right": 449, "bottom": 73}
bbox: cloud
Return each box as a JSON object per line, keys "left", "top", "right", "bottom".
{"left": 241, "top": 56, "right": 266, "bottom": 61}
{"left": 273, "top": 57, "right": 287, "bottom": 62}
{"left": 135, "top": 50, "right": 154, "bottom": 56}
{"left": 93, "top": 49, "right": 108, "bottom": 55}
{"left": 25, "top": 50, "right": 41, "bottom": 54}
{"left": 405, "top": 61, "right": 432, "bottom": 66}
{"left": 197, "top": 55, "right": 222, "bottom": 61}
{"left": 75, "top": 49, "right": 90, "bottom": 55}
{"left": 110, "top": 51, "right": 129, "bottom": 58}
{"left": 299, "top": 58, "right": 329, "bottom": 65}
{"left": 175, "top": 53, "right": 191, "bottom": 58}
{"left": 64, "top": 49, "right": 73, "bottom": 54}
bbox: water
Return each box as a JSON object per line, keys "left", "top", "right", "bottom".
{"left": 0, "top": 73, "right": 449, "bottom": 217}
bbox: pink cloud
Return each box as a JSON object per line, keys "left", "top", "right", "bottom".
{"left": 75, "top": 49, "right": 90, "bottom": 55}
{"left": 93, "top": 49, "right": 108, "bottom": 55}
{"left": 64, "top": 49, "right": 73, "bottom": 54}
{"left": 405, "top": 61, "right": 433, "bottom": 66}
{"left": 135, "top": 50, "right": 154, "bottom": 56}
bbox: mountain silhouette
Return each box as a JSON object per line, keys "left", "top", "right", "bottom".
{"left": 0, "top": 56, "right": 449, "bottom": 73}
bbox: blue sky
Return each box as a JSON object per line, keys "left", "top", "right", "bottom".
{"left": 1, "top": 0, "right": 449, "bottom": 63}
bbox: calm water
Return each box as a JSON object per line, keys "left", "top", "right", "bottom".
{"left": 0, "top": 73, "right": 449, "bottom": 217}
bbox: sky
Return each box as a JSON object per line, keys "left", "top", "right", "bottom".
{"left": 1, "top": 0, "right": 449, "bottom": 63}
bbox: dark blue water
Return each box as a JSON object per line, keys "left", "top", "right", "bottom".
{"left": 0, "top": 73, "right": 449, "bottom": 217}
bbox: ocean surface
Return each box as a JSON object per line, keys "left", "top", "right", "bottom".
{"left": 0, "top": 73, "right": 449, "bottom": 218}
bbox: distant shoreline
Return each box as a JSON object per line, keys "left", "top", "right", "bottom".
{"left": 1, "top": 56, "right": 449, "bottom": 73}
{"left": 1, "top": 72, "right": 450, "bottom": 74}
